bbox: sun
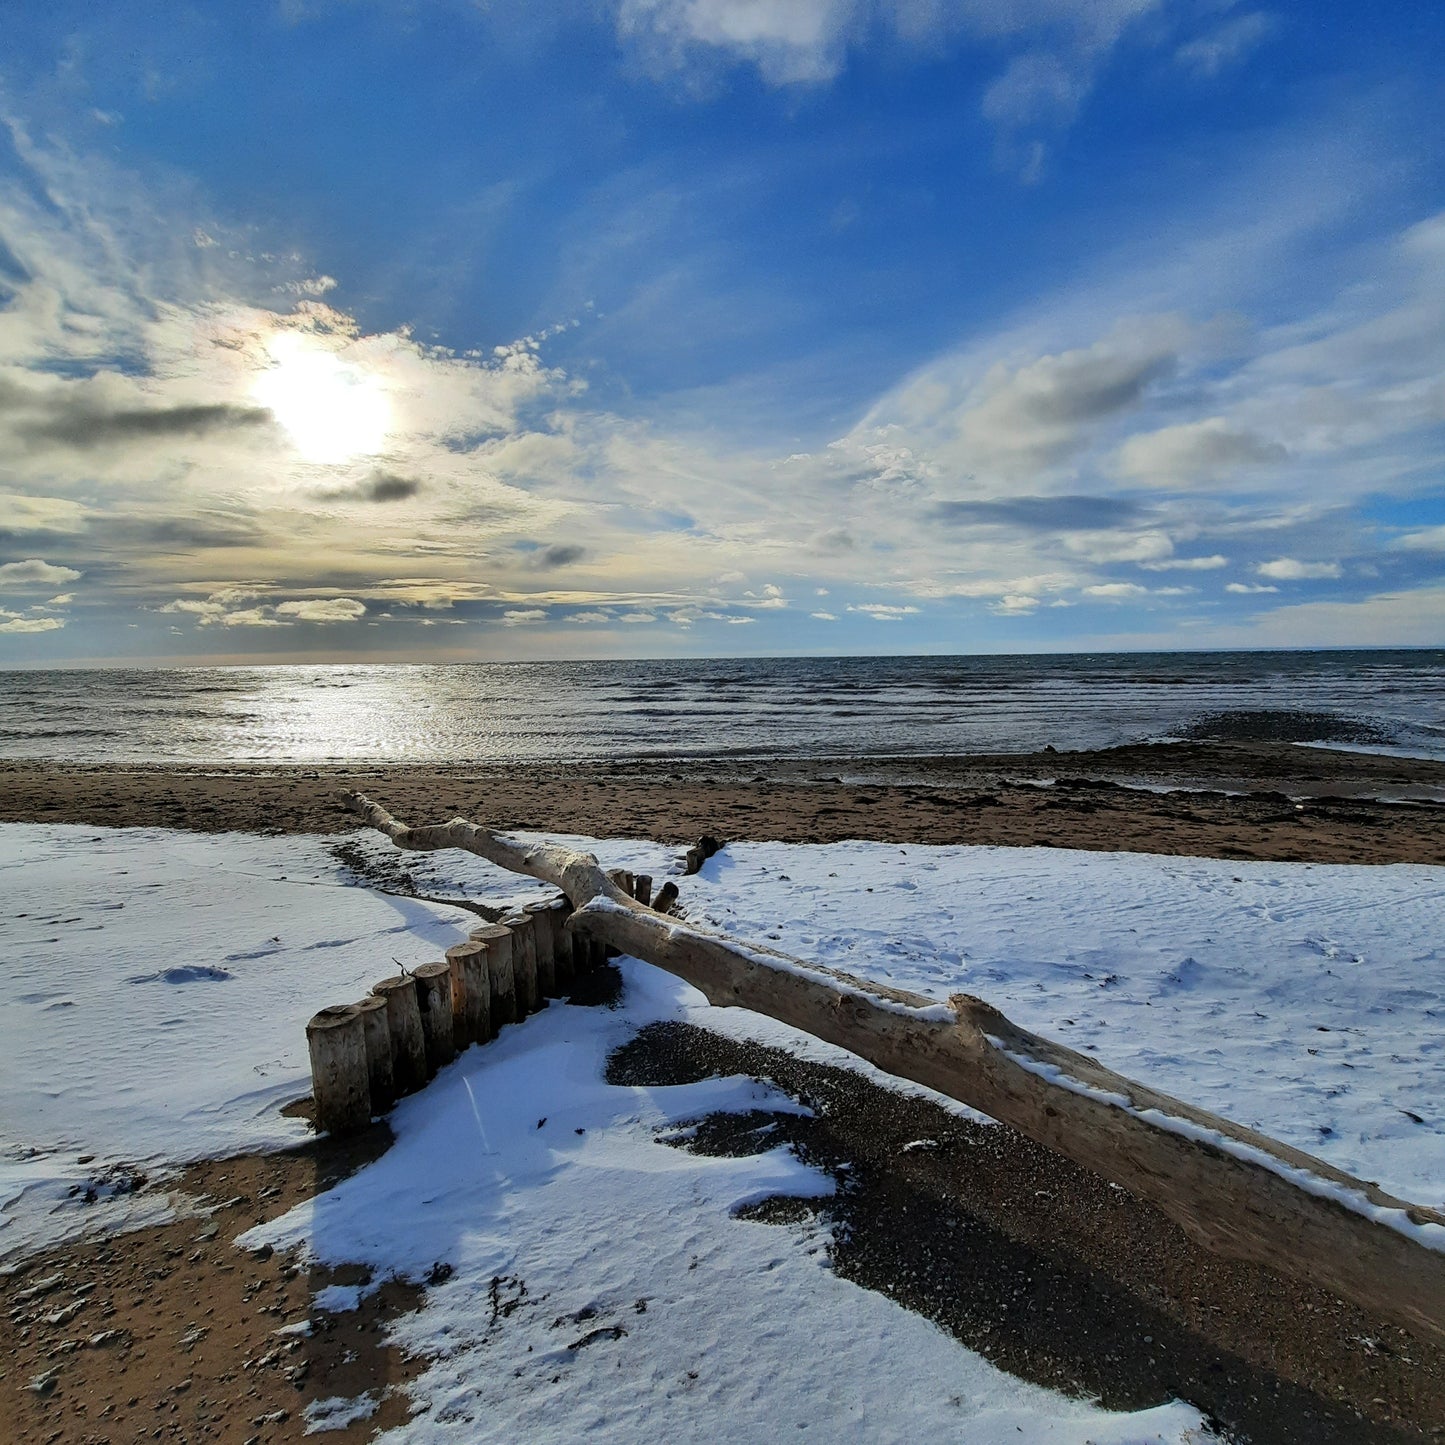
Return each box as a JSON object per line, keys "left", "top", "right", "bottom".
{"left": 253, "top": 333, "right": 391, "bottom": 464}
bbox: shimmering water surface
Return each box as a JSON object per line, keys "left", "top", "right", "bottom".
{"left": 1, "top": 651, "right": 1443, "bottom": 765}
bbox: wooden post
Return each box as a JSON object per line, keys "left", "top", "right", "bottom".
{"left": 547, "top": 896, "right": 575, "bottom": 993}
{"left": 653, "top": 881, "right": 679, "bottom": 915}
{"left": 354, "top": 995, "right": 395, "bottom": 1112}
{"left": 523, "top": 900, "right": 556, "bottom": 999}
{"left": 372, "top": 974, "right": 428, "bottom": 1095}
{"left": 413, "top": 961, "right": 455, "bottom": 1074}
{"left": 443, "top": 944, "right": 468, "bottom": 1042}
{"left": 470, "top": 924, "right": 515, "bottom": 1032}
{"left": 683, "top": 847, "right": 704, "bottom": 876}
{"left": 503, "top": 911, "right": 539, "bottom": 1015}
{"left": 446, "top": 939, "right": 491, "bottom": 1045}
{"left": 306, "top": 1005, "right": 371, "bottom": 1134}
{"left": 634, "top": 874, "right": 652, "bottom": 908}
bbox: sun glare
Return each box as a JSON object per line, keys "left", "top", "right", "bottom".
{"left": 253, "top": 334, "right": 391, "bottom": 464}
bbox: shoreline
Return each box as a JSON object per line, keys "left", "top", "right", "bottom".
{"left": 4, "top": 740, "right": 1445, "bottom": 864}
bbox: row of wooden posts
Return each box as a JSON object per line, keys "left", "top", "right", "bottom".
{"left": 305, "top": 869, "right": 663, "bottom": 1134}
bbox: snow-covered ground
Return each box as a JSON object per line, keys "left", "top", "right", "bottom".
{"left": 6, "top": 822, "right": 1444, "bottom": 1440}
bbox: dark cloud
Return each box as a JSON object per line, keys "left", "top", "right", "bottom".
{"left": 315, "top": 471, "right": 424, "bottom": 503}
{"left": 365, "top": 472, "right": 422, "bottom": 502}
{"left": 535, "top": 544, "right": 586, "bottom": 569}
{"left": 18, "top": 402, "right": 273, "bottom": 451}
{"left": 931, "top": 495, "right": 1145, "bottom": 531}
{"left": 130, "top": 514, "right": 268, "bottom": 549}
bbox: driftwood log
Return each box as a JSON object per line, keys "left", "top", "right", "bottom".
{"left": 343, "top": 792, "right": 1445, "bottom": 1343}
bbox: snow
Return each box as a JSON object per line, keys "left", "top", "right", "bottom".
{"left": 305, "top": 1392, "right": 380, "bottom": 1433}
{"left": 6, "top": 821, "right": 1444, "bottom": 1440}
{"left": 243, "top": 958, "right": 1202, "bottom": 1444}
{"left": 0, "top": 825, "right": 476, "bottom": 1256}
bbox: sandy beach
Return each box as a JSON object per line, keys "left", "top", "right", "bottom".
{"left": 4, "top": 739, "right": 1445, "bottom": 864}
{"left": 4, "top": 747, "right": 1445, "bottom": 1442}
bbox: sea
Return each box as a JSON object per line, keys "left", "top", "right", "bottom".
{"left": 1, "top": 649, "right": 1443, "bottom": 766}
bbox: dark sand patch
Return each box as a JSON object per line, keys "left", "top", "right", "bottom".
{"left": 610, "top": 1021, "right": 1445, "bottom": 1444}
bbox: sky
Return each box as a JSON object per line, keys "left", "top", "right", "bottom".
{"left": 1, "top": 0, "right": 1443, "bottom": 665}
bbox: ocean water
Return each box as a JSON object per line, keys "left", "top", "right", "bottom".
{"left": 1, "top": 650, "right": 1442, "bottom": 765}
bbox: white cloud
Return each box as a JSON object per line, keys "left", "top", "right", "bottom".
{"left": 952, "top": 317, "right": 1188, "bottom": 477}
{"left": 1226, "top": 582, "right": 1279, "bottom": 593}
{"left": 1114, "top": 417, "right": 1287, "bottom": 487}
{"left": 989, "top": 593, "right": 1039, "bottom": 615}
{"left": 1139, "top": 554, "right": 1228, "bottom": 571}
{"left": 0, "top": 614, "right": 65, "bottom": 633}
{"left": 612, "top": 0, "right": 1163, "bottom": 159}
{"left": 742, "top": 582, "right": 788, "bottom": 608}
{"left": 1395, "top": 526, "right": 1445, "bottom": 552}
{"left": 220, "top": 607, "right": 286, "bottom": 628}
{"left": 274, "top": 597, "right": 368, "bottom": 623}
{"left": 1175, "top": 11, "right": 1273, "bottom": 78}
{"left": 1082, "top": 582, "right": 1148, "bottom": 599}
{"left": 810, "top": 610, "right": 837, "bottom": 620}
{"left": 47, "top": 593, "right": 74, "bottom": 604}
{"left": 618, "top": 611, "right": 657, "bottom": 623}
{"left": 501, "top": 609, "right": 548, "bottom": 626}
{"left": 0, "top": 558, "right": 82, "bottom": 587}
{"left": 563, "top": 610, "right": 613, "bottom": 623}
{"left": 1258, "top": 558, "right": 1342, "bottom": 580}
{"left": 1063, "top": 529, "right": 1174, "bottom": 564}
{"left": 0, "top": 495, "right": 89, "bottom": 533}
{"left": 726, "top": 615, "right": 756, "bottom": 624}
{"left": 1202, "top": 584, "right": 1445, "bottom": 648}
{"left": 847, "top": 603, "right": 921, "bottom": 620}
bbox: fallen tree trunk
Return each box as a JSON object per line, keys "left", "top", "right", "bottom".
{"left": 343, "top": 792, "right": 1445, "bottom": 1343}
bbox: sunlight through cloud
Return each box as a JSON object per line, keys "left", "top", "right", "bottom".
{"left": 252, "top": 333, "right": 391, "bottom": 464}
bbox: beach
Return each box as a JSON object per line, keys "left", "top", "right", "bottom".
{"left": 3, "top": 739, "right": 1444, "bottom": 863}
{"left": 4, "top": 746, "right": 1445, "bottom": 1442}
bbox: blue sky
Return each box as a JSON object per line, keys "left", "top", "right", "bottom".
{"left": 1, "top": 0, "right": 1443, "bottom": 664}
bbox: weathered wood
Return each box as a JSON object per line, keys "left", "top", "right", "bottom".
{"left": 502, "top": 911, "right": 539, "bottom": 1015}
{"left": 653, "top": 880, "right": 679, "bottom": 915}
{"left": 306, "top": 1004, "right": 371, "bottom": 1134}
{"left": 443, "top": 944, "right": 470, "bottom": 1040}
{"left": 633, "top": 874, "right": 652, "bottom": 908}
{"left": 683, "top": 847, "right": 704, "bottom": 876}
{"left": 470, "top": 924, "right": 515, "bottom": 1032}
{"left": 547, "top": 896, "right": 575, "bottom": 992}
{"left": 446, "top": 940, "right": 491, "bottom": 1045}
{"left": 523, "top": 900, "right": 557, "bottom": 998}
{"left": 353, "top": 994, "right": 396, "bottom": 1112}
{"left": 343, "top": 791, "right": 1445, "bottom": 1343}
{"left": 413, "top": 961, "right": 455, "bottom": 1074}
{"left": 372, "top": 973, "right": 427, "bottom": 1095}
